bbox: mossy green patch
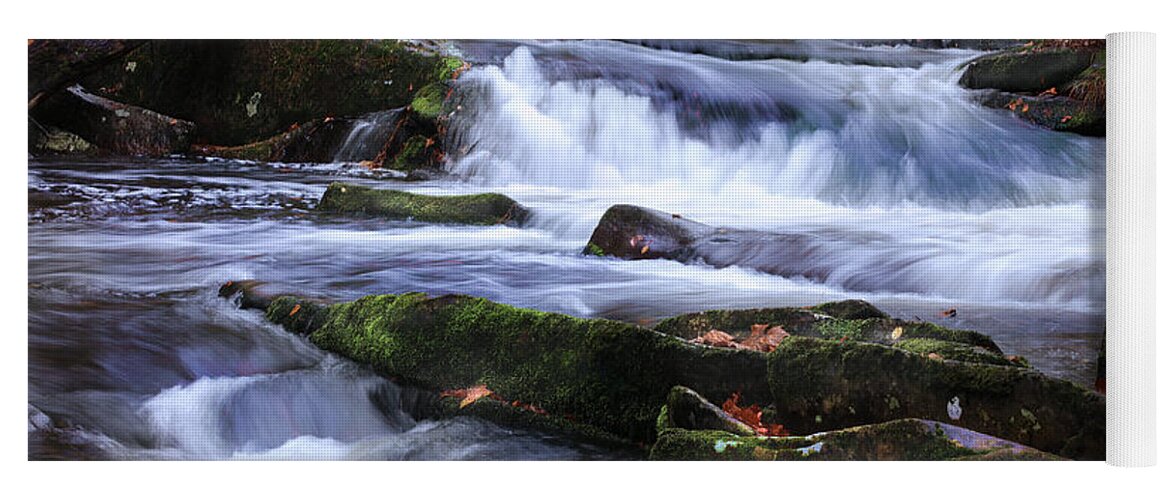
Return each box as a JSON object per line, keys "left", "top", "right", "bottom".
{"left": 304, "top": 292, "right": 770, "bottom": 442}
{"left": 894, "top": 338, "right": 1019, "bottom": 366}
{"left": 650, "top": 419, "right": 991, "bottom": 461}
{"left": 410, "top": 83, "right": 446, "bottom": 121}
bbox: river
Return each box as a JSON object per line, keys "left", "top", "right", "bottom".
{"left": 27, "top": 40, "right": 1105, "bottom": 460}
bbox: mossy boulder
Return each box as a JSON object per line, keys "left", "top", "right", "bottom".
{"left": 959, "top": 45, "right": 1098, "bottom": 93}
{"left": 655, "top": 301, "right": 1003, "bottom": 355}
{"left": 31, "top": 85, "right": 195, "bottom": 156}
{"left": 650, "top": 418, "right": 1062, "bottom": 461}
{"left": 269, "top": 292, "right": 772, "bottom": 442}
{"left": 79, "top": 40, "right": 463, "bottom": 146}
{"left": 767, "top": 336, "right": 1105, "bottom": 459}
{"left": 316, "top": 182, "right": 530, "bottom": 226}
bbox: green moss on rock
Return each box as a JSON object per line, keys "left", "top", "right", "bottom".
{"left": 894, "top": 338, "right": 1021, "bottom": 366}
{"left": 650, "top": 418, "right": 1062, "bottom": 461}
{"left": 767, "top": 336, "right": 1105, "bottom": 459}
{"left": 304, "top": 292, "right": 771, "bottom": 442}
{"left": 316, "top": 182, "right": 530, "bottom": 226}
{"left": 409, "top": 83, "right": 446, "bottom": 121}
{"left": 654, "top": 301, "right": 1002, "bottom": 354}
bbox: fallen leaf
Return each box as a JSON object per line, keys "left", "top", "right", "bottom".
{"left": 891, "top": 326, "right": 904, "bottom": 340}
{"left": 939, "top": 308, "right": 957, "bottom": 318}
{"left": 441, "top": 384, "right": 494, "bottom": 408}
{"left": 741, "top": 324, "right": 790, "bottom": 353}
{"left": 1061, "top": 115, "right": 1073, "bottom": 123}
{"left": 1040, "top": 87, "right": 1058, "bottom": 96}
{"left": 691, "top": 329, "right": 738, "bottom": 348}
{"left": 722, "top": 391, "right": 789, "bottom": 437}
{"left": 640, "top": 245, "right": 650, "bottom": 254}
{"left": 1021, "top": 103, "right": 1030, "bottom": 113}
{"left": 288, "top": 304, "right": 302, "bottom": 317}
{"left": 928, "top": 353, "right": 944, "bottom": 361}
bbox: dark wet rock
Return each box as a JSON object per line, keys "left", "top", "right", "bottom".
{"left": 650, "top": 418, "right": 1062, "bottom": 461}
{"left": 80, "top": 40, "right": 464, "bottom": 146}
{"left": 31, "top": 85, "right": 195, "bottom": 156}
{"left": 959, "top": 45, "right": 1098, "bottom": 93}
{"left": 584, "top": 204, "right": 831, "bottom": 282}
{"left": 28, "top": 39, "right": 145, "bottom": 110}
{"left": 666, "top": 386, "right": 755, "bottom": 436}
{"left": 979, "top": 91, "right": 1105, "bottom": 137}
{"left": 767, "top": 336, "right": 1105, "bottom": 459}
{"left": 655, "top": 302, "right": 1004, "bottom": 355}
{"left": 316, "top": 182, "right": 530, "bottom": 226}
{"left": 961, "top": 41, "right": 1105, "bottom": 137}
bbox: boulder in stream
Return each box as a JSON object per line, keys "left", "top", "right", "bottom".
{"left": 316, "top": 182, "right": 530, "bottom": 226}
{"left": 768, "top": 336, "right": 1105, "bottom": 459}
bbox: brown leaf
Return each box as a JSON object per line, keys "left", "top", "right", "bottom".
{"left": 928, "top": 353, "right": 944, "bottom": 361}
{"left": 441, "top": 384, "right": 495, "bottom": 408}
{"left": 939, "top": 308, "right": 957, "bottom": 318}
{"left": 288, "top": 304, "right": 301, "bottom": 317}
{"left": 691, "top": 329, "right": 738, "bottom": 348}
{"left": 741, "top": 324, "right": 790, "bottom": 353}
{"left": 721, "top": 391, "right": 789, "bottom": 437}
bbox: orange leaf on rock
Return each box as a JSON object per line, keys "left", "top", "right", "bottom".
{"left": 288, "top": 304, "right": 301, "bottom": 317}
{"left": 742, "top": 324, "right": 790, "bottom": 353}
{"left": 721, "top": 391, "right": 789, "bottom": 437}
{"left": 441, "top": 384, "right": 495, "bottom": 408}
{"left": 691, "top": 329, "right": 738, "bottom": 348}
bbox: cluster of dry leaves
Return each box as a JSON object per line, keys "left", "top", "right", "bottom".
{"left": 722, "top": 391, "right": 789, "bottom": 437}
{"left": 690, "top": 324, "right": 791, "bottom": 353}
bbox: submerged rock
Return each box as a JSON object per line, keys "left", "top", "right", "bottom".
{"left": 316, "top": 182, "right": 530, "bottom": 226}
{"left": 650, "top": 418, "right": 1062, "bottom": 461}
{"left": 32, "top": 85, "right": 195, "bottom": 156}
{"left": 767, "top": 336, "right": 1105, "bottom": 459}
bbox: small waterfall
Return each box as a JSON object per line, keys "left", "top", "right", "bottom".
{"left": 332, "top": 109, "right": 401, "bottom": 163}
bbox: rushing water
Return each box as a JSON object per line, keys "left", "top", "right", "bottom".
{"left": 28, "top": 40, "right": 1105, "bottom": 460}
